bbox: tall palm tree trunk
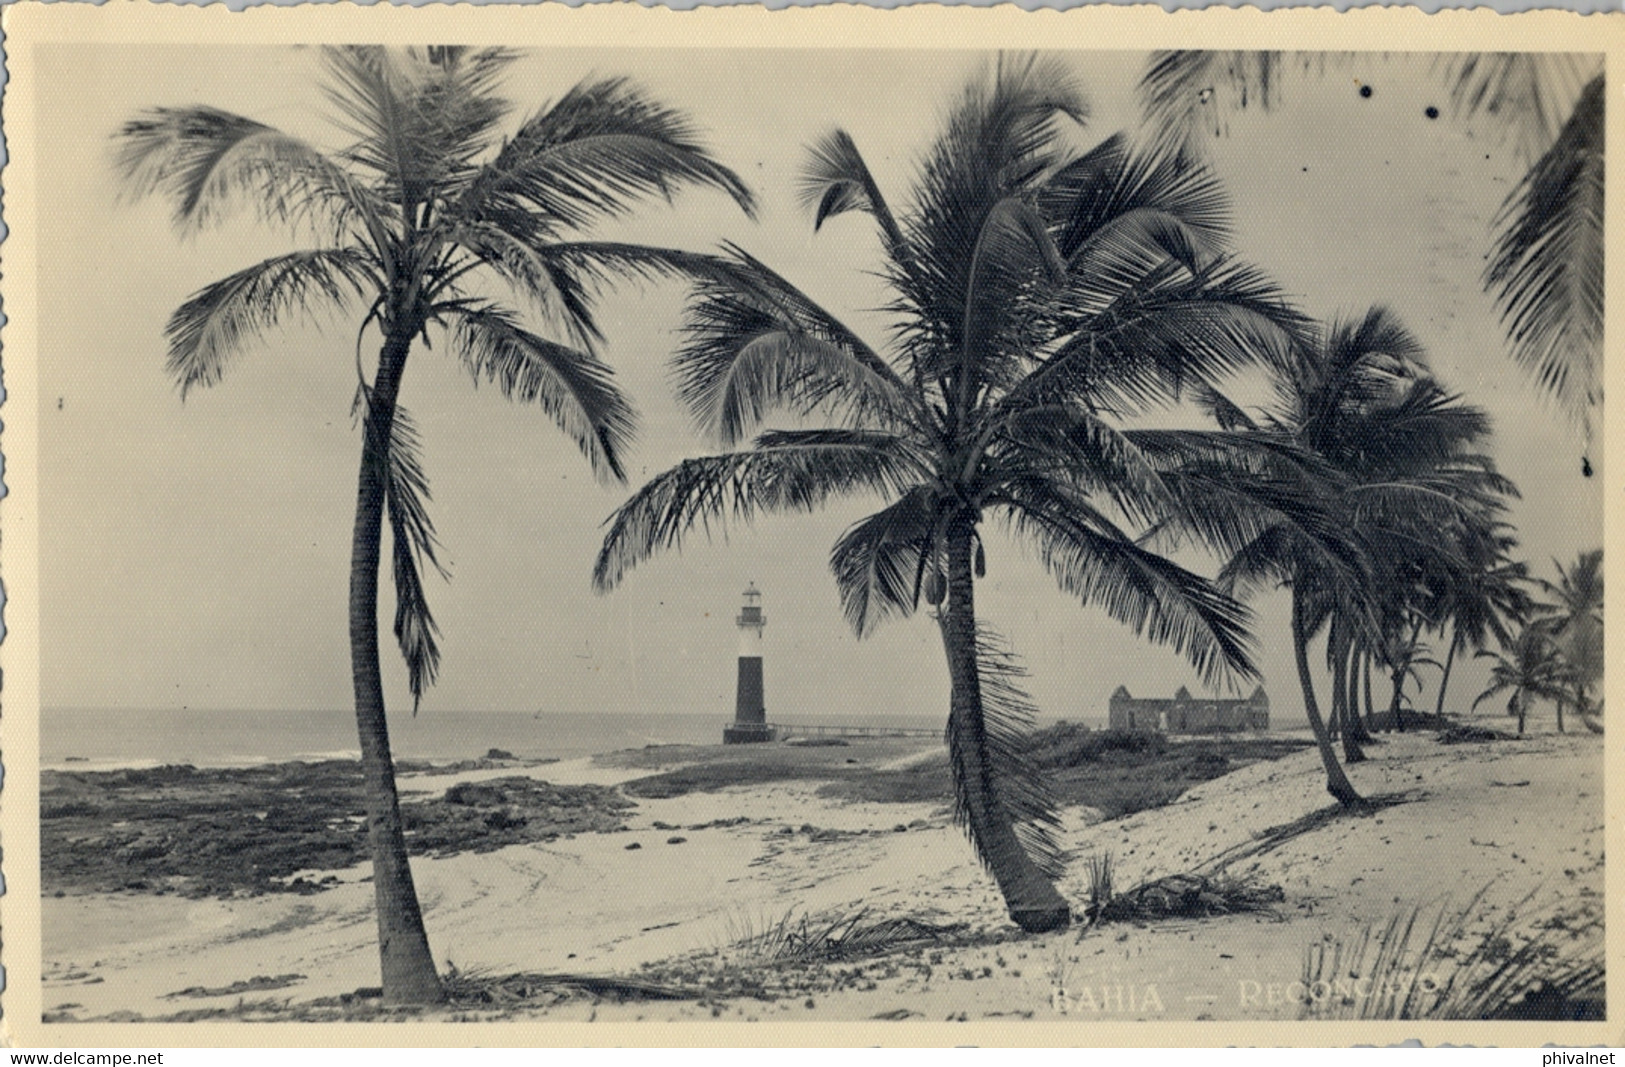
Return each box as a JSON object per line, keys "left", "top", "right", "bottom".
{"left": 1292, "top": 588, "right": 1363, "bottom": 807}
{"left": 1333, "top": 627, "right": 1368, "bottom": 762}
{"left": 1327, "top": 650, "right": 1343, "bottom": 738}
{"left": 1434, "top": 634, "right": 1459, "bottom": 717}
{"left": 350, "top": 330, "right": 445, "bottom": 1005}
{"left": 1388, "top": 615, "right": 1425, "bottom": 732}
{"left": 1388, "top": 661, "right": 1407, "bottom": 732}
{"left": 938, "top": 518, "right": 1070, "bottom": 933}
{"left": 1362, "top": 649, "right": 1376, "bottom": 730}
{"left": 1343, "top": 640, "right": 1377, "bottom": 747}
{"left": 1327, "top": 623, "right": 1344, "bottom": 732}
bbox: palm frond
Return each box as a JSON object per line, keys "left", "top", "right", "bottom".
{"left": 1320, "top": 380, "right": 1494, "bottom": 482}
{"left": 986, "top": 404, "right": 1177, "bottom": 528}
{"left": 1057, "top": 204, "right": 1211, "bottom": 305}
{"left": 1042, "top": 132, "right": 1230, "bottom": 264}
{"left": 951, "top": 195, "right": 1071, "bottom": 399}
{"left": 1134, "top": 51, "right": 1603, "bottom": 429}
{"left": 973, "top": 196, "right": 1068, "bottom": 289}
{"left": 449, "top": 221, "right": 608, "bottom": 350}
{"left": 461, "top": 75, "right": 755, "bottom": 233}
{"left": 1281, "top": 307, "right": 1432, "bottom": 441}
{"left": 1217, "top": 524, "right": 1298, "bottom": 600}
{"left": 1468, "top": 681, "right": 1515, "bottom": 715}
{"left": 1040, "top": 258, "right": 1304, "bottom": 413}
{"left": 1530, "top": 549, "right": 1603, "bottom": 706}
{"left": 163, "top": 249, "right": 374, "bottom": 398}
{"left": 1124, "top": 428, "right": 1359, "bottom": 572}
{"left": 1322, "top": 305, "right": 1431, "bottom": 386}
{"left": 447, "top": 235, "right": 790, "bottom": 353}
{"left": 1137, "top": 52, "right": 1336, "bottom": 160}
{"left": 1444, "top": 557, "right": 1534, "bottom": 655}
{"left": 381, "top": 400, "right": 445, "bottom": 713}
{"left": 1485, "top": 72, "right": 1603, "bottom": 429}
{"left": 412, "top": 46, "right": 521, "bottom": 168}
{"left": 1347, "top": 486, "right": 1512, "bottom": 580}
{"left": 1533, "top": 548, "right": 1604, "bottom": 628}
{"left": 950, "top": 626, "right": 1067, "bottom": 880}
{"left": 114, "top": 105, "right": 378, "bottom": 234}
{"left": 1139, "top": 52, "right": 1269, "bottom": 157}
{"left": 799, "top": 129, "right": 907, "bottom": 255}
{"left": 519, "top": 239, "right": 849, "bottom": 314}
{"left": 998, "top": 479, "right": 1257, "bottom": 686}
{"left": 1439, "top": 53, "right": 1598, "bottom": 162}
{"left": 527, "top": 239, "right": 753, "bottom": 290}
{"left": 447, "top": 303, "right": 637, "bottom": 483}
{"left": 321, "top": 46, "right": 513, "bottom": 206}
{"left": 1190, "top": 380, "right": 1256, "bottom": 431}
{"left": 593, "top": 431, "right": 926, "bottom": 593}
{"left": 674, "top": 244, "right": 911, "bottom": 444}
{"left": 931, "top": 53, "right": 1088, "bottom": 183}
{"left": 895, "top": 54, "right": 1086, "bottom": 372}
{"left": 829, "top": 487, "right": 937, "bottom": 637}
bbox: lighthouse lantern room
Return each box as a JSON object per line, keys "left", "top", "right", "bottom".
{"left": 723, "top": 583, "right": 772, "bottom": 744}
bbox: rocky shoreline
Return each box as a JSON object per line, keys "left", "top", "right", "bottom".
{"left": 42, "top": 756, "right": 633, "bottom": 898}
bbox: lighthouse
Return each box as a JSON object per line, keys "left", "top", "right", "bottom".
{"left": 722, "top": 583, "right": 772, "bottom": 744}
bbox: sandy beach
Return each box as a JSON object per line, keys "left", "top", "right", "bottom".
{"left": 39, "top": 725, "right": 1603, "bottom": 1025}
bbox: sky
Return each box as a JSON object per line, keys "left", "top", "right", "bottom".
{"left": 31, "top": 44, "right": 1604, "bottom": 729}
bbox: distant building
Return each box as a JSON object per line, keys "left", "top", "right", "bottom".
{"left": 1108, "top": 685, "right": 1269, "bottom": 733}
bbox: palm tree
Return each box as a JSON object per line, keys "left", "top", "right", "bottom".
{"left": 1532, "top": 549, "right": 1604, "bottom": 730}
{"left": 593, "top": 57, "right": 1315, "bottom": 932}
{"left": 1220, "top": 308, "right": 1514, "bottom": 803}
{"left": 1350, "top": 394, "right": 1517, "bottom": 739}
{"left": 1426, "top": 523, "right": 1532, "bottom": 717}
{"left": 1367, "top": 534, "right": 1451, "bottom": 734}
{"left": 1138, "top": 52, "right": 1604, "bottom": 441}
{"left": 1371, "top": 609, "right": 1438, "bottom": 732}
{"left": 1473, "top": 626, "right": 1569, "bottom": 735}
{"left": 115, "top": 46, "right": 753, "bottom": 1003}
{"left": 1219, "top": 310, "right": 1412, "bottom": 798}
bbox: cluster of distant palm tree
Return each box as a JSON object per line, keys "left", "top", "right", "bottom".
{"left": 1210, "top": 307, "right": 1523, "bottom": 805}
{"left": 1473, "top": 549, "right": 1604, "bottom": 736}
{"left": 116, "top": 47, "right": 1602, "bottom": 1006}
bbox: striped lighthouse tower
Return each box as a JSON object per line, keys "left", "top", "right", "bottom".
{"left": 723, "top": 583, "right": 771, "bottom": 744}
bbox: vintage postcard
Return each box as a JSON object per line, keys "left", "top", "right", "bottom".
{"left": 2, "top": 0, "right": 1619, "bottom": 1046}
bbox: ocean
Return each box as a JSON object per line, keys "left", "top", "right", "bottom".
{"left": 39, "top": 706, "right": 954, "bottom": 770}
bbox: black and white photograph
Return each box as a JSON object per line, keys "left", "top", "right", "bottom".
{"left": 2, "top": 3, "right": 1613, "bottom": 1042}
